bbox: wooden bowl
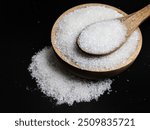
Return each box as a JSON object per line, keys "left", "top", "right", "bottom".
{"left": 51, "top": 3, "right": 142, "bottom": 79}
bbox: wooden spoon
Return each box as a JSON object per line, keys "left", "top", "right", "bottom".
{"left": 77, "top": 4, "right": 150, "bottom": 55}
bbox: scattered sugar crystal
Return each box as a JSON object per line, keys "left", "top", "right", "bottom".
{"left": 55, "top": 6, "right": 140, "bottom": 71}
{"left": 126, "top": 79, "right": 130, "bottom": 82}
{"left": 28, "top": 47, "right": 112, "bottom": 105}
{"left": 78, "top": 19, "right": 127, "bottom": 55}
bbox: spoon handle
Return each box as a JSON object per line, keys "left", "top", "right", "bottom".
{"left": 123, "top": 4, "right": 150, "bottom": 36}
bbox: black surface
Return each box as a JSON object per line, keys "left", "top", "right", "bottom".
{"left": 1, "top": 0, "right": 150, "bottom": 112}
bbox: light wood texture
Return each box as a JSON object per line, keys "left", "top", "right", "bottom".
{"left": 51, "top": 3, "right": 143, "bottom": 79}
{"left": 122, "top": 4, "right": 150, "bottom": 37}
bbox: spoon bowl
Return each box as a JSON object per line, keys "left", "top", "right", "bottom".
{"left": 77, "top": 19, "right": 127, "bottom": 55}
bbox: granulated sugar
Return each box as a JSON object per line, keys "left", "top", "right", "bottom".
{"left": 55, "top": 6, "right": 139, "bottom": 70}
{"left": 78, "top": 19, "right": 127, "bottom": 55}
{"left": 28, "top": 47, "right": 112, "bottom": 105}
{"left": 28, "top": 5, "right": 140, "bottom": 105}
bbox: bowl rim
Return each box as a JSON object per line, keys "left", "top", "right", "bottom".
{"left": 51, "top": 3, "right": 142, "bottom": 73}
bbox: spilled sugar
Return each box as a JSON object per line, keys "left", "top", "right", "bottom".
{"left": 56, "top": 6, "right": 139, "bottom": 70}
{"left": 28, "top": 47, "right": 112, "bottom": 105}
{"left": 78, "top": 19, "right": 127, "bottom": 55}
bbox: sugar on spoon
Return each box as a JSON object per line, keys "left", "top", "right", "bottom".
{"left": 77, "top": 4, "right": 150, "bottom": 55}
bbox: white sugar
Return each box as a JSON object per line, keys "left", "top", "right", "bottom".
{"left": 78, "top": 19, "right": 127, "bottom": 55}
{"left": 28, "top": 47, "right": 112, "bottom": 105}
{"left": 28, "top": 5, "right": 140, "bottom": 106}
{"left": 55, "top": 6, "right": 139, "bottom": 70}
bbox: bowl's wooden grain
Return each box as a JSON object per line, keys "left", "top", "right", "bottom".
{"left": 51, "top": 3, "right": 142, "bottom": 79}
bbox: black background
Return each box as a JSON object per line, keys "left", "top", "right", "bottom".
{"left": 1, "top": 0, "right": 150, "bottom": 112}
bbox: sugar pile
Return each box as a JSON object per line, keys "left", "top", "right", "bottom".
{"left": 28, "top": 47, "right": 112, "bottom": 105}
{"left": 78, "top": 19, "right": 127, "bottom": 55}
{"left": 56, "top": 6, "right": 139, "bottom": 71}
